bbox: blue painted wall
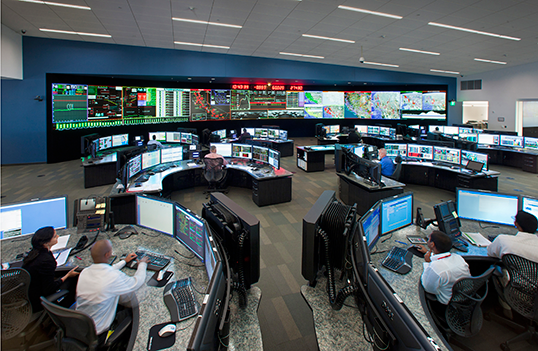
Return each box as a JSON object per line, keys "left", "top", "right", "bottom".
{"left": 1, "top": 37, "right": 456, "bottom": 164}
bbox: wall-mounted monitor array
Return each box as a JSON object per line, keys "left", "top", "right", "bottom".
{"left": 51, "top": 83, "right": 447, "bottom": 131}
{"left": 211, "top": 143, "right": 281, "bottom": 170}
{"left": 149, "top": 131, "right": 198, "bottom": 145}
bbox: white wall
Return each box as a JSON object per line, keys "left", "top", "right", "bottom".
{"left": 1, "top": 25, "right": 23, "bottom": 80}
{"left": 458, "top": 60, "right": 538, "bottom": 132}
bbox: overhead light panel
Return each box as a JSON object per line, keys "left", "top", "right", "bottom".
{"left": 428, "top": 22, "right": 520, "bottom": 41}
{"left": 19, "top": 0, "right": 91, "bottom": 10}
{"left": 474, "top": 58, "right": 507, "bottom": 65}
{"left": 302, "top": 34, "right": 355, "bottom": 44}
{"left": 279, "top": 52, "right": 324, "bottom": 59}
{"left": 363, "top": 61, "right": 399, "bottom": 68}
{"left": 399, "top": 47, "right": 440, "bottom": 56}
{"left": 39, "top": 28, "right": 111, "bottom": 37}
{"left": 338, "top": 5, "right": 402, "bottom": 20}
{"left": 172, "top": 18, "right": 242, "bottom": 29}
{"left": 174, "top": 41, "right": 230, "bottom": 49}
{"left": 430, "top": 69, "right": 460, "bottom": 75}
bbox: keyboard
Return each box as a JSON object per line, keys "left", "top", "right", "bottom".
{"left": 126, "top": 249, "right": 171, "bottom": 271}
{"left": 381, "top": 246, "right": 413, "bottom": 274}
{"left": 452, "top": 237, "right": 469, "bottom": 252}
{"left": 163, "top": 278, "right": 198, "bottom": 322}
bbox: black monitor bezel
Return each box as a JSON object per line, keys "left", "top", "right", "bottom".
{"left": 379, "top": 192, "right": 414, "bottom": 236}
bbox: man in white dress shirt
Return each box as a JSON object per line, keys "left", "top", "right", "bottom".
{"left": 76, "top": 240, "right": 149, "bottom": 340}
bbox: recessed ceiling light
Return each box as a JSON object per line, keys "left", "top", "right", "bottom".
{"left": 19, "top": 0, "right": 90, "bottom": 10}
{"left": 474, "top": 58, "right": 507, "bottom": 65}
{"left": 428, "top": 22, "right": 520, "bottom": 41}
{"left": 399, "top": 47, "right": 440, "bottom": 56}
{"left": 279, "top": 52, "right": 324, "bottom": 59}
{"left": 338, "top": 5, "right": 402, "bottom": 20}
{"left": 302, "top": 34, "right": 355, "bottom": 44}
{"left": 172, "top": 18, "right": 242, "bottom": 29}
{"left": 174, "top": 41, "right": 230, "bottom": 49}
{"left": 363, "top": 61, "right": 399, "bottom": 68}
{"left": 39, "top": 28, "right": 110, "bottom": 37}
{"left": 430, "top": 69, "right": 460, "bottom": 75}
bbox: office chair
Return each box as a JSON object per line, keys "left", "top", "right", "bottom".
{"left": 390, "top": 156, "right": 403, "bottom": 181}
{"left": 203, "top": 157, "right": 228, "bottom": 198}
{"left": 40, "top": 297, "right": 132, "bottom": 351}
{"left": 490, "top": 254, "right": 538, "bottom": 351}
{"left": 147, "top": 143, "right": 158, "bottom": 151}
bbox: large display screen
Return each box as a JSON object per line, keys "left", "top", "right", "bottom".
{"left": 520, "top": 196, "right": 538, "bottom": 221}
{"left": 380, "top": 193, "right": 413, "bottom": 235}
{"left": 136, "top": 195, "right": 174, "bottom": 236}
{"left": 461, "top": 150, "right": 488, "bottom": 170}
{"left": 457, "top": 189, "right": 518, "bottom": 226}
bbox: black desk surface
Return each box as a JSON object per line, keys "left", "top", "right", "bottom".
{"left": 1, "top": 225, "right": 262, "bottom": 351}
{"left": 337, "top": 171, "right": 405, "bottom": 190}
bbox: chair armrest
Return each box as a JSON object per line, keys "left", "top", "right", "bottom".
{"left": 105, "top": 315, "right": 132, "bottom": 346}
{"left": 425, "top": 292, "right": 438, "bottom": 301}
{"left": 46, "top": 289, "right": 69, "bottom": 303}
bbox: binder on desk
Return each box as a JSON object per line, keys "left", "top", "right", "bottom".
{"left": 463, "top": 232, "right": 491, "bottom": 247}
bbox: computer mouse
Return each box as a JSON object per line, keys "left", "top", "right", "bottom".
{"left": 157, "top": 270, "right": 165, "bottom": 281}
{"left": 158, "top": 324, "right": 176, "bottom": 338}
{"left": 407, "top": 246, "right": 425, "bottom": 258}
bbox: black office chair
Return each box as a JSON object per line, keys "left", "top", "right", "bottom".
{"left": 390, "top": 156, "right": 403, "bottom": 180}
{"left": 40, "top": 297, "right": 132, "bottom": 351}
{"left": 147, "top": 143, "right": 158, "bottom": 151}
{"left": 203, "top": 157, "right": 228, "bottom": 198}
{"left": 491, "top": 254, "right": 538, "bottom": 351}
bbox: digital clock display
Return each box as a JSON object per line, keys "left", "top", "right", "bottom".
{"left": 254, "top": 84, "right": 267, "bottom": 90}
{"left": 289, "top": 85, "right": 303, "bottom": 91}
{"left": 232, "top": 84, "right": 250, "bottom": 90}
{"left": 271, "top": 85, "right": 285, "bottom": 91}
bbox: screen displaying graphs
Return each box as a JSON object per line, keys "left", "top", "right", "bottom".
{"left": 52, "top": 83, "right": 446, "bottom": 131}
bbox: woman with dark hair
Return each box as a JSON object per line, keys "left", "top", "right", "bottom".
{"left": 22, "top": 226, "right": 79, "bottom": 311}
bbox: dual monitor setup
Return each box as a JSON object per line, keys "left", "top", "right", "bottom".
{"left": 123, "top": 146, "right": 186, "bottom": 182}
{"left": 318, "top": 124, "right": 397, "bottom": 139}
{"left": 210, "top": 143, "right": 281, "bottom": 170}
{"left": 341, "top": 146, "right": 383, "bottom": 186}
{"left": 149, "top": 131, "right": 199, "bottom": 146}
{"left": 212, "top": 128, "right": 288, "bottom": 141}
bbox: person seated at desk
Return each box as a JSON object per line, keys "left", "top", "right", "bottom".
{"left": 238, "top": 128, "right": 252, "bottom": 143}
{"left": 76, "top": 240, "right": 149, "bottom": 342}
{"left": 147, "top": 135, "right": 163, "bottom": 149}
{"left": 347, "top": 128, "right": 361, "bottom": 143}
{"left": 417, "top": 231, "right": 471, "bottom": 305}
{"left": 204, "top": 145, "right": 228, "bottom": 166}
{"left": 487, "top": 210, "right": 538, "bottom": 263}
{"left": 378, "top": 148, "right": 395, "bottom": 177}
{"left": 22, "top": 226, "right": 79, "bottom": 311}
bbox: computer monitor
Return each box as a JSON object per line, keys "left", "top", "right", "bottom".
{"left": 477, "top": 133, "right": 499, "bottom": 146}
{"left": 500, "top": 135, "right": 524, "bottom": 148}
{"left": 520, "top": 195, "right": 538, "bottom": 222}
{"left": 429, "top": 125, "right": 443, "bottom": 133}
{"left": 267, "top": 129, "right": 279, "bottom": 139}
{"left": 232, "top": 143, "right": 252, "bottom": 159}
{"left": 136, "top": 195, "right": 174, "bottom": 236}
{"left": 210, "top": 143, "right": 232, "bottom": 158}
{"left": 127, "top": 154, "right": 142, "bottom": 179}
{"left": 443, "top": 126, "right": 459, "bottom": 135}
{"left": 246, "top": 128, "right": 255, "bottom": 136}
{"left": 353, "top": 145, "right": 365, "bottom": 158}
{"left": 380, "top": 192, "right": 413, "bottom": 235}
{"left": 0, "top": 196, "right": 68, "bottom": 240}
{"left": 384, "top": 143, "right": 407, "bottom": 158}
{"left": 252, "top": 146, "right": 269, "bottom": 163}
{"left": 112, "top": 134, "right": 129, "bottom": 147}
{"left": 433, "top": 146, "right": 461, "bottom": 165}
{"left": 355, "top": 125, "right": 368, "bottom": 134}
{"left": 181, "top": 132, "right": 193, "bottom": 144}
{"left": 456, "top": 188, "right": 519, "bottom": 226}
{"left": 461, "top": 150, "right": 488, "bottom": 171}
{"left": 98, "top": 136, "right": 112, "bottom": 151}
{"left": 434, "top": 200, "right": 461, "bottom": 238}
{"left": 175, "top": 203, "right": 205, "bottom": 260}
{"left": 149, "top": 132, "right": 166, "bottom": 142}
{"left": 166, "top": 132, "right": 182, "bottom": 143}
{"left": 212, "top": 129, "right": 226, "bottom": 139}
{"left": 379, "top": 127, "right": 391, "bottom": 137}
{"left": 367, "top": 125, "right": 379, "bottom": 135}
{"left": 141, "top": 150, "right": 160, "bottom": 170}
{"left": 361, "top": 201, "right": 381, "bottom": 250}
{"left": 323, "top": 125, "right": 339, "bottom": 134}
{"left": 268, "top": 149, "right": 281, "bottom": 170}
{"left": 407, "top": 144, "right": 433, "bottom": 160}
{"left": 459, "top": 127, "right": 473, "bottom": 134}
{"left": 350, "top": 219, "right": 371, "bottom": 284}
{"left": 279, "top": 130, "right": 288, "bottom": 140}
{"left": 459, "top": 133, "right": 478, "bottom": 142}
{"left": 254, "top": 128, "right": 267, "bottom": 138}
{"left": 161, "top": 146, "right": 183, "bottom": 163}
{"left": 524, "top": 137, "right": 538, "bottom": 150}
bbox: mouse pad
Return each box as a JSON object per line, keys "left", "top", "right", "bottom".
{"left": 147, "top": 271, "right": 174, "bottom": 287}
{"left": 147, "top": 323, "right": 175, "bottom": 351}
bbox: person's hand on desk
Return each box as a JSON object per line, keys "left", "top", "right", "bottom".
{"left": 61, "top": 266, "right": 80, "bottom": 282}
{"left": 416, "top": 245, "right": 433, "bottom": 262}
{"left": 139, "top": 256, "right": 150, "bottom": 264}
{"left": 124, "top": 253, "right": 138, "bottom": 263}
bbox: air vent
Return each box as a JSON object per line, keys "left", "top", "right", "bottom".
{"left": 461, "top": 80, "right": 482, "bottom": 90}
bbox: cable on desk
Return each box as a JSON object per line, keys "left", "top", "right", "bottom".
{"left": 176, "top": 317, "right": 197, "bottom": 332}
{"left": 173, "top": 258, "right": 204, "bottom": 268}
{"left": 479, "top": 222, "right": 499, "bottom": 229}
{"left": 141, "top": 231, "right": 160, "bottom": 237}
{"left": 381, "top": 232, "right": 393, "bottom": 243}
{"left": 174, "top": 249, "right": 195, "bottom": 260}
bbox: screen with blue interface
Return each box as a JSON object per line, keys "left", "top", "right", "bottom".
{"left": 175, "top": 204, "right": 205, "bottom": 260}
{"left": 128, "top": 154, "right": 142, "bottom": 179}
{"left": 161, "top": 147, "right": 183, "bottom": 163}
{"left": 520, "top": 196, "right": 538, "bottom": 222}
{"left": 180, "top": 133, "right": 193, "bottom": 144}
{"left": 433, "top": 146, "right": 461, "bottom": 165}
{"left": 99, "top": 136, "right": 112, "bottom": 151}
{"left": 380, "top": 193, "right": 413, "bottom": 235}
{"left": 279, "top": 130, "right": 288, "bottom": 140}
{"left": 360, "top": 202, "right": 381, "bottom": 251}
{"left": 142, "top": 150, "right": 160, "bottom": 169}
{"left": 136, "top": 195, "right": 174, "bottom": 236}
{"left": 0, "top": 197, "right": 68, "bottom": 239}
{"left": 459, "top": 127, "right": 473, "bottom": 134}
{"left": 367, "top": 126, "right": 379, "bottom": 135}
{"left": 407, "top": 144, "right": 433, "bottom": 160}
{"left": 379, "top": 127, "right": 390, "bottom": 137}
{"left": 213, "top": 129, "right": 226, "bottom": 139}
{"left": 457, "top": 189, "right": 518, "bottom": 226}
{"left": 461, "top": 151, "right": 488, "bottom": 170}
{"left": 385, "top": 143, "right": 407, "bottom": 158}
{"left": 524, "top": 137, "right": 538, "bottom": 150}
{"left": 460, "top": 133, "right": 478, "bottom": 142}
{"left": 211, "top": 143, "right": 233, "bottom": 158}
{"left": 500, "top": 135, "right": 524, "bottom": 148}
{"left": 112, "top": 134, "right": 129, "bottom": 147}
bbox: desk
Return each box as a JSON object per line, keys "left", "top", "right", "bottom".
{"left": 0, "top": 225, "right": 263, "bottom": 351}
{"left": 478, "top": 146, "right": 538, "bottom": 173}
{"left": 124, "top": 160, "right": 293, "bottom": 207}
{"left": 83, "top": 153, "right": 119, "bottom": 188}
{"left": 337, "top": 172, "right": 405, "bottom": 215}
{"left": 296, "top": 145, "right": 337, "bottom": 172}
{"left": 223, "top": 138, "right": 295, "bottom": 157}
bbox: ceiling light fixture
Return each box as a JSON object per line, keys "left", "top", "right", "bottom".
{"left": 19, "top": 0, "right": 91, "bottom": 10}
{"left": 174, "top": 41, "right": 230, "bottom": 49}
{"left": 39, "top": 28, "right": 111, "bottom": 37}
{"left": 428, "top": 22, "right": 520, "bottom": 41}
{"left": 279, "top": 52, "right": 324, "bottom": 59}
{"left": 302, "top": 34, "right": 355, "bottom": 43}
{"left": 430, "top": 69, "right": 460, "bottom": 75}
{"left": 172, "top": 17, "right": 242, "bottom": 29}
{"left": 363, "top": 61, "right": 399, "bottom": 68}
{"left": 400, "top": 47, "right": 440, "bottom": 55}
{"left": 474, "top": 58, "right": 507, "bottom": 65}
{"left": 338, "top": 5, "right": 402, "bottom": 20}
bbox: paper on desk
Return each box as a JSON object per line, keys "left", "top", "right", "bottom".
{"left": 54, "top": 248, "right": 72, "bottom": 266}
{"left": 463, "top": 232, "right": 491, "bottom": 247}
{"left": 187, "top": 162, "right": 197, "bottom": 167}
{"left": 50, "top": 235, "right": 70, "bottom": 251}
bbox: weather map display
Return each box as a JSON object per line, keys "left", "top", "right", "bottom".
{"left": 190, "top": 89, "right": 230, "bottom": 121}
{"left": 423, "top": 92, "right": 446, "bottom": 110}
{"left": 401, "top": 92, "right": 423, "bottom": 110}
{"left": 372, "top": 91, "right": 401, "bottom": 119}
{"left": 303, "top": 91, "right": 323, "bottom": 105}
{"left": 344, "top": 92, "right": 372, "bottom": 119}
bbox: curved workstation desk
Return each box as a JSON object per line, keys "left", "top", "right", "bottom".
{"left": 478, "top": 146, "right": 538, "bottom": 173}
{"left": 1, "top": 225, "right": 263, "bottom": 351}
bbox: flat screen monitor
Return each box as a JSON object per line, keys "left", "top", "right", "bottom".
{"left": 210, "top": 143, "right": 232, "bottom": 158}
{"left": 353, "top": 145, "right": 365, "bottom": 158}
{"left": 456, "top": 189, "right": 519, "bottom": 226}
{"left": 128, "top": 154, "right": 142, "bottom": 179}
{"left": 500, "top": 135, "right": 524, "bottom": 148}
{"left": 149, "top": 132, "right": 166, "bottom": 142}
{"left": 524, "top": 137, "right": 538, "bottom": 150}
{"left": 245, "top": 128, "right": 255, "bottom": 136}
{"left": 461, "top": 150, "right": 488, "bottom": 171}
{"left": 213, "top": 129, "right": 226, "bottom": 139}
{"left": 175, "top": 203, "right": 205, "bottom": 260}
{"left": 478, "top": 133, "right": 499, "bottom": 146}
{"left": 355, "top": 125, "right": 368, "bottom": 134}
{"left": 443, "top": 126, "right": 459, "bottom": 135}
{"left": 379, "top": 127, "right": 391, "bottom": 137}
{"left": 433, "top": 146, "right": 461, "bottom": 165}
{"left": 112, "top": 134, "right": 129, "bottom": 147}
{"left": 367, "top": 126, "right": 379, "bottom": 135}
{"left": 0, "top": 196, "right": 68, "bottom": 240}
{"left": 407, "top": 144, "right": 433, "bottom": 160}
{"left": 267, "top": 129, "right": 279, "bottom": 139}
{"left": 203, "top": 225, "right": 219, "bottom": 279}
{"left": 459, "top": 133, "right": 478, "bottom": 142}
{"left": 252, "top": 146, "right": 269, "bottom": 163}
{"left": 360, "top": 202, "right": 381, "bottom": 251}
{"left": 384, "top": 143, "right": 407, "bottom": 158}
{"left": 328, "top": 125, "right": 340, "bottom": 134}
{"left": 268, "top": 149, "right": 280, "bottom": 169}
{"left": 254, "top": 128, "right": 267, "bottom": 138}
{"left": 279, "top": 130, "right": 288, "bottom": 140}
{"left": 459, "top": 127, "right": 473, "bottom": 134}
{"left": 192, "top": 134, "right": 199, "bottom": 145}
{"left": 429, "top": 125, "right": 443, "bottom": 133}
{"left": 136, "top": 195, "right": 174, "bottom": 236}
{"left": 180, "top": 133, "right": 193, "bottom": 144}
{"left": 380, "top": 192, "right": 414, "bottom": 235}
{"left": 98, "top": 136, "right": 112, "bottom": 151}
{"left": 141, "top": 150, "right": 160, "bottom": 170}
{"left": 166, "top": 132, "right": 182, "bottom": 143}
{"left": 161, "top": 146, "right": 183, "bottom": 163}
{"left": 520, "top": 196, "right": 538, "bottom": 222}
{"left": 232, "top": 144, "right": 252, "bottom": 159}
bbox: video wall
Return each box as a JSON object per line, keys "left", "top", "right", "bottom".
{"left": 51, "top": 83, "right": 447, "bottom": 131}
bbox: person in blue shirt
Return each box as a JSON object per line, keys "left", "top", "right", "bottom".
{"left": 379, "top": 148, "right": 395, "bottom": 177}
